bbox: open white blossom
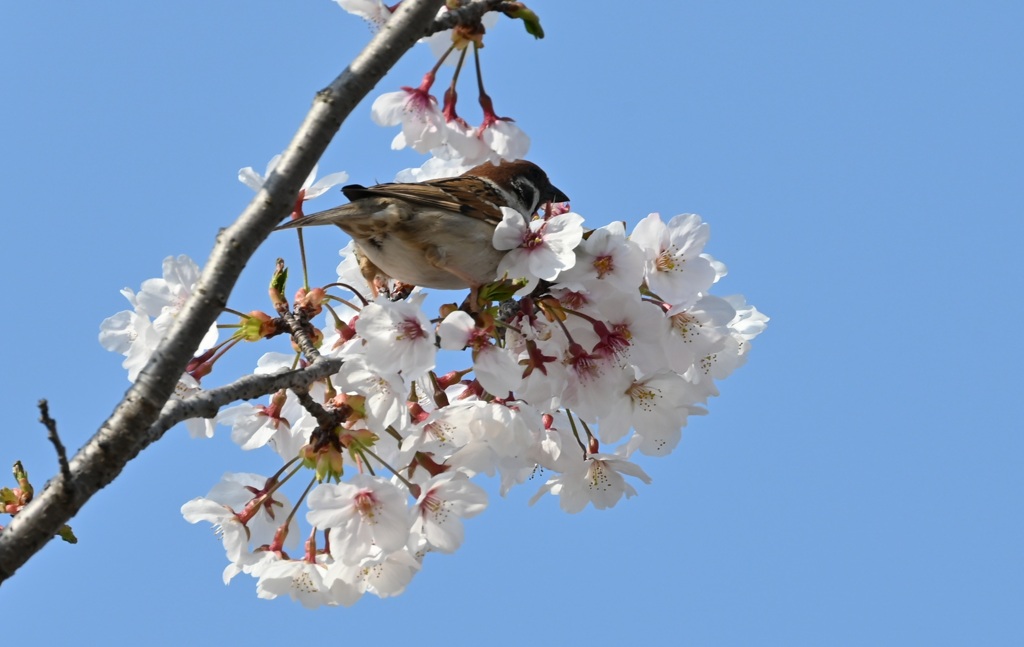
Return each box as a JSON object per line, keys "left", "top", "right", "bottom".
{"left": 333, "top": 0, "right": 391, "bottom": 27}
{"left": 597, "top": 366, "right": 693, "bottom": 453}
{"left": 335, "top": 357, "right": 409, "bottom": 434}
{"left": 439, "top": 310, "right": 523, "bottom": 395}
{"left": 238, "top": 153, "right": 348, "bottom": 201}
{"left": 479, "top": 118, "right": 531, "bottom": 161}
{"left": 410, "top": 471, "right": 488, "bottom": 553}
{"left": 346, "top": 294, "right": 437, "bottom": 379}
{"left": 556, "top": 220, "right": 645, "bottom": 294}
{"left": 631, "top": 212, "right": 716, "bottom": 310}
{"left": 494, "top": 208, "right": 584, "bottom": 294}
{"left": 252, "top": 552, "right": 363, "bottom": 609}
{"left": 218, "top": 390, "right": 314, "bottom": 456}
{"left": 530, "top": 444, "right": 653, "bottom": 513}
{"left": 327, "top": 546, "right": 421, "bottom": 599}
{"left": 181, "top": 472, "right": 298, "bottom": 564}
{"left": 306, "top": 475, "right": 411, "bottom": 566}
{"left": 372, "top": 88, "right": 447, "bottom": 154}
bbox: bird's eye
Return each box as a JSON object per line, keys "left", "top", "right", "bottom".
{"left": 512, "top": 177, "right": 538, "bottom": 213}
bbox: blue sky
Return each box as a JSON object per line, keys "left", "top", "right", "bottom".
{"left": 3, "top": 2, "right": 1022, "bottom": 645}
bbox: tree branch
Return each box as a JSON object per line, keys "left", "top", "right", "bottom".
{"left": 0, "top": 0, "right": 453, "bottom": 583}
{"left": 280, "top": 311, "right": 323, "bottom": 361}
{"left": 144, "top": 357, "right": 344, "bottom": 446}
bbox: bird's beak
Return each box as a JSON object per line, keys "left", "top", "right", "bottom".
{"left": 550, "top": 185, "right": 570, "bottom": 204}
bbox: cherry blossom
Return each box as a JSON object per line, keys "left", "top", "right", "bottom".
{"left": 439, "top": 310, "right": 523, "bottom": 395}
{"left": 703, "top": 296, "right": 770, "bottom": 381}
{"left": 393, "top": 154, "right": 476, "bottom": 183}
{"left": 555, "top": 221, "right": 646, "bottom": 294}
{"left": 333, "top": 0, "right": 392, "bottom": 27}
{"left": 306, "top": 475, "right": 411, "bottom": 566}
{"left": 631, "top": 212, "right": 717, "bottom": 310}
{"left": 661, "top": 295, "right": 735, "bottom": 374}
{"left": 138, "top": 255, "right": 220, "bottom": 352}
{"left": 494, "top": 208, "right": 584, "bottom": 293}
{"left": 438, "top": 119, "right": 492, "bottom": 166}
{"left": 238, "top": 153, "right": 348, "bottom": 207}
{"left": 596, "top": 366, "right": 694, "bottom": 453}
{"left": 181, "top": 472, "right": 297, "bottom": 564}
{"left": 326, "top": 546, "right": 421, "bottom": 599}
{"left": 479, "top": 117, "right": 531, "bottom": 161}
{"left": 252, "top": 552, "right": 362, "bottom": 608}
{"left": 100, "top": 305, "right": 161, "bottom": 382}
{"left": 372, "top": 87, "right": 448, "bottom": 154}
{"left": 335, "top": 357, "right": 409, "bottom": 434}
{"left": 410, "top": 471, "right": 488, "bottom": 553}
{"left": 174, "top": 374, "right": 217, "bottom": 439}
{"left": 345, "top": 294, "right": 437, "bottom": 379}
{"left": 238, "top": 154, "right": 347, "bottom": 200}
{"left": 218, "top": 390, "right": 314, "bottom": 456}
{"left": 530, "top": 444, "right": 653, "bottom": 514}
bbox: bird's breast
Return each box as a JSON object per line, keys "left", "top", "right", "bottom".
{"left": 341, "top": 206, "right": 505, "bottom": 289}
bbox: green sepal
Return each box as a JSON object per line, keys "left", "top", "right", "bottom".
{"left": 505, "top": 6, "right": 544, "bottom": 39}
{"left": 237, "top": 315, "right": 267, "bottom": 342}
{"left": 479, "top": 278, "right": 527, "bottom": 304}
{"left": 0, "top": 487, "right": 16, "bottom": 506}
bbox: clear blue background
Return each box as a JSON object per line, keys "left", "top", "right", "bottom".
{"left": 3, "top": 2, "right": 1021, "bottom": 645}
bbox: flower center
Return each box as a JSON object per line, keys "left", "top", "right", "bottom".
{"left": 655, "top": 248, "right": 682, "bottom": 273}
{"left": 354, "top": 491, "right": 379, "bottom": 518}
{"left": 626, "top": 382, "right": 658, "bottom": 412}
{"left": 593, "top": 255, "right": 614, "bottom": 278}
{"left": 670, "top": 312, "right": 698, "bottom": 339}
{"left": 396, "top": 318, "right": 426, "bottom": 341}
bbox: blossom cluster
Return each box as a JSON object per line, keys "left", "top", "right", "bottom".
{"left": 96, "top": 2, "right": 767, "bottom": 609}
{"left": 340, "top": 0, "right": 532, "bottom": 182}
{"left": 101, "top": 195, "right": 766, "bottom": 608}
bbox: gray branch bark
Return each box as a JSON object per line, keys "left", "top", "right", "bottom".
{"left": 0, "top": 0, "right": 515, "bottom": 584}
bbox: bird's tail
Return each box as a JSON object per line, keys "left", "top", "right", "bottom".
{"left": 274, "top": 204, "right": 355, "bottom": 231}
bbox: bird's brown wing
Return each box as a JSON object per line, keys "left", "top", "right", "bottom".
{"left": 341, "top": 176, "right": 507, "bottom": 226}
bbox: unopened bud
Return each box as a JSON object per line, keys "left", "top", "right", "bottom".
{"left": 439, "top": 302, "right": 460, "bottom": 319}
{"left": 407, "top": 401, "right": 430, "bottom": 423}
{"left": 434, "top": 369, "right": 471, "bottom": 390}
{"left": 295, "top": 286, "right": 326, "bottom": 316}
{"left": 269, "top": 259, "right": 289, "bottom": 313}
{"left": 186, "top": 347, "right": 218, "bottom": 381}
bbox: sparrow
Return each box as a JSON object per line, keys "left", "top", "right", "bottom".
{"left": 275, "top": 159, "right": 569, "bottom": 299}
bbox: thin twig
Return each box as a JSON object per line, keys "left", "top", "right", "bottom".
{"left": 36, "top": 400, "right": 71, "bottom": 485}
{"left": 430, "top": 0, "right": 517, "bottom": 32}
{"left": 147, "top": 357, "right": 344, "bottom": 443}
